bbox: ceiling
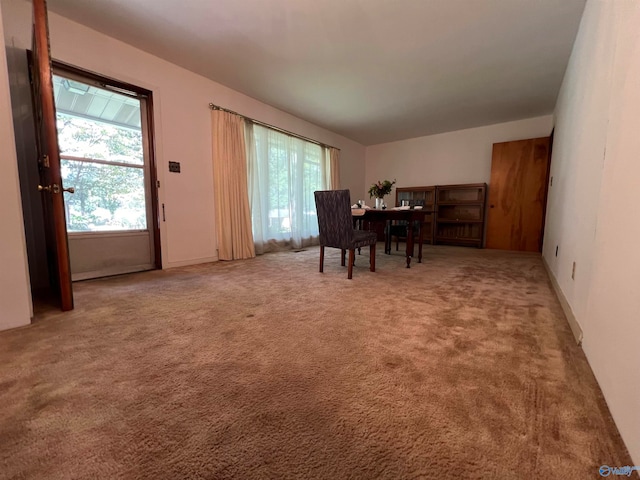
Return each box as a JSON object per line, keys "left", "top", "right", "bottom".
{"left": 46, "top": 0, "right": 586, "bottom": 146}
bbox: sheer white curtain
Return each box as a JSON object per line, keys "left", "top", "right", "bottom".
{"left": 246, "top": 123, "right": 334, "bottom": 254}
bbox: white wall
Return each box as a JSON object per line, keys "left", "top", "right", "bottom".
{"left": 1, "top": 0, "right": 365, "bottom": 271}
{"left": 0, "top": 0, "right": 31, "bottom": 330}
{"left": 544, "top": 0, "right": 640, "bottom": 464}
{"left": 364, "top": 115, "right": 553, "bottom": 202}
{"left": 542, "top": 0, "right": 615, "bottom": 327}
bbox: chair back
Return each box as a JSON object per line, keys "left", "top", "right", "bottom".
{"left": 314, "top": 190, "right": 354, "bottom": 250}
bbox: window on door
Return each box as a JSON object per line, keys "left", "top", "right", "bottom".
{"left": 53, "top": 74, "right": 147, "bottom": 232}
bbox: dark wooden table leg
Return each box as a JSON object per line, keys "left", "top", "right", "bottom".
{"left": 385, "top": 220, "right": 391, "bottom": 254}
{"left": 418, "top": 219, "right": 424, "bottom": 263}
{"left": 405, "top": 223, "right": 413, "bottom": 268}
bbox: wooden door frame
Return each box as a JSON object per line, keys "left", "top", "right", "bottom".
{"left": 49, "top": 59, "right": 163, "bottom": 270}
{"left": 539, "top": 128, "right": 554, "bottom": 252}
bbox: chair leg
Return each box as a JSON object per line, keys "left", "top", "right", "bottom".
{"left": 341, "top": 249, "right": 346, "bottom": 266}
{"left": 348, "top": 249, "right": 355, "bottom": 279}
{"left": 319, "top": 246, "right": 324, "bottom": 272}
{"left": 370, "top": 243, "right": 376, "bottom": 272}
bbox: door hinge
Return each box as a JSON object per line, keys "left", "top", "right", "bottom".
{"left": 157, "top": 180, "right": 160, "bottom": 188}
{"left": 42, "top": 154, "right": 50, "bottom": 168}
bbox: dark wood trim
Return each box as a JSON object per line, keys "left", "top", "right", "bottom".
{"left": 51, "top": 58, "right": 153, "bottom": 97}
{"left": 50, "top": 60, "right": 163, "bottom": 270}
{"left": 540, "top": 129, "right": 554, "bottom": 252}
{"left": 144, "top": 94, "right": 162, "bottom": 269}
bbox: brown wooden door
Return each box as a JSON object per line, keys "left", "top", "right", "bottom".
{"left": 31, "top": 0, "right": 73, "bottom": 310}
{"left": 485, "top": 136, "right": 550, "bottom": 252}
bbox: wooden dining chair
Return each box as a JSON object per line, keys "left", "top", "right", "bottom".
{"left": 314, "top": 189, "right": 377, "bottom": 279}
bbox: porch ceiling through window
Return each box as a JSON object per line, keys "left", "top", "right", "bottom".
{"left": 52, "top": 75, "right": 141, "bottom": 130}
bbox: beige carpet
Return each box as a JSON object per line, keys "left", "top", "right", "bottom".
{"left": 0, "top": 246, "right": 634, "bottom": 479}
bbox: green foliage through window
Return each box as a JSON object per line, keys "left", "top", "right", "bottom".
{"left": 57, "top": 113, "right": 147, "bottom": 232}
{"left": 248, "top": 124, "right": 330, "bottom": 251}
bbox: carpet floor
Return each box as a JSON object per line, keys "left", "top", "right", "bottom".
{"left": 0, "top": 245, "right": 633, "bottom": 479}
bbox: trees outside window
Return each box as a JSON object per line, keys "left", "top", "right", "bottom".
{"left": 247, "top": 124, "right": 328, "bottom": 253}
{"left": 57, "top": 113, "right": 147, "bottom": 232}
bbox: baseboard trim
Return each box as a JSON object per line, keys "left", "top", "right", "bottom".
{"left": 72, "top": 264, "right": 155, "bottom": 281}
{"left": 165, "top": 256, "right": 219, "bottom": 269}
{"left": 542, "top": 256, "right": 583, "bottom": 345}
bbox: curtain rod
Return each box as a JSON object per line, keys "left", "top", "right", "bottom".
{"left": 208, "top": 103, "right": 340, "bottom": 151}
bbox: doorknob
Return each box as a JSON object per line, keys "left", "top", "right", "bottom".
{"left": 38, "top": 184, "right": 75, "bottom": 194}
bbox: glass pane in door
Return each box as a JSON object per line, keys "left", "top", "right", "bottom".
{"left": 61, "top": 159, "right": 146, "bottom": 232}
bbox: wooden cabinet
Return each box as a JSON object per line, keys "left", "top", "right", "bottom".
{"left": 394, "top": 183, "right": 487, "bottom": 248}
{"left": 434, "top": 183, "right": 487, "bottom": 247}
{"left": 395, "top": 186, "right": 435, "bottom": 207}
{"left": 395, "top": 186, "right": 435, "bottom": 244}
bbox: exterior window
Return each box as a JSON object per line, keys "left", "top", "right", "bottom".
{"left": 248, "top": 124, "right": 329, "bottom": 252}
{"left": 54, "top": 75, "right": 147, "bottom": 232}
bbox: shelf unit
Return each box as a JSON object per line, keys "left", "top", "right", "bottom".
{"left": 434, "top": 183, "right": 487, "bottom": 247}
{"left": 391, "top": 183, "right": 487, "bottom": 248}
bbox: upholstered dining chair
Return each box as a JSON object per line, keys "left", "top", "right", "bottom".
{"left": 314, "top": 189, "right": 377, "bottom": 279}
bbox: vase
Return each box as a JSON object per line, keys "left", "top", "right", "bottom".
{"left": 375, "top": 197, "right": 384, "bottom": 209}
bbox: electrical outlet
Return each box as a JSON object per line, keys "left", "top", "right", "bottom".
{"left": 571, "top": 261, "right": 576, "bottom": 280}
{"left": 169, "top": 161, "right": 181, "bottom": 173}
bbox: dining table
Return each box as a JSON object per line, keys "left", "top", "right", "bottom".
{"left": 352, "top": 207, "right": 434, "bottom": 268}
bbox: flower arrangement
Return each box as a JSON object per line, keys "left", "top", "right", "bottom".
{"left": 368, "top": 179, "right": 396, "bottom": 199}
